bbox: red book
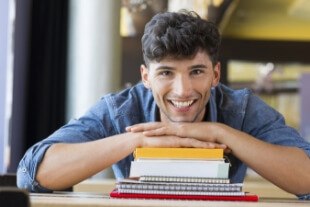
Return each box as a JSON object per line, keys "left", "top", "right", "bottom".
{"left": 110, "top": 189, "right": 259, "bottom": 202}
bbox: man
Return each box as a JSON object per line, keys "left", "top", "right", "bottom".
{"left": 17, "top": 11, "right": 310, "bottom": 199}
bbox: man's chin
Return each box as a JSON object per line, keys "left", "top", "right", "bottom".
{"left": 168, "top": 117, "right": 195, "bottom": 123}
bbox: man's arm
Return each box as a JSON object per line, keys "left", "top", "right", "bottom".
{"left": 35, "top": 131, "right": 223, "bottom": 191}
{"left": 216, "top": 123, "right": 310, "bottom": 195}
{"left": 35, "top": 133, "right": 139, "bottom": 190}
{"left": 127, "top": 122, "right": 310, "bottom": 195}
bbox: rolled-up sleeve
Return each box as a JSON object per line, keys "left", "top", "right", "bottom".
{"left": 17, "top": 143, "right": 53, "bottom": 192}
{"left": 16, "top": 97, "right": 114, "bottom": 192}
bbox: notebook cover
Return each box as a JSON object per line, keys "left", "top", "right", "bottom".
{"left": 110, "top": 189, "right": 259, "bottom": 202}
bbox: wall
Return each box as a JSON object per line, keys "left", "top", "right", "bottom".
{"left": 0, "top": 0, "right": 11, "bottom": 173}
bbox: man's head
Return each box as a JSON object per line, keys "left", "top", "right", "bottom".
{"left": 140, "top": 11, "right": 221, "bottom": 123}
{"left": 142, "top": 10, "right": 221, "bottom": 67}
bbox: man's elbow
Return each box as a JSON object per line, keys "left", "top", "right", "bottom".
{"left": 287, "top": 178, "right": 310, "bottom": 198}
{"left": 16, "top": 161, "right": 52, "bottom": 193}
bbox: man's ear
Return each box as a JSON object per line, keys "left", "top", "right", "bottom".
{"left": 212, "top": 62, "right": 221, "bottom": 87}
{"left": 140, "top": 64, "right": 151, "bottom": 89}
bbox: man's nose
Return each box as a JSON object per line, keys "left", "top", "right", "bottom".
{"left": 173, "top": 75, "right": 192, "bottom": 97}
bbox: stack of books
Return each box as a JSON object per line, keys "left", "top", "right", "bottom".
{"left": 110, "top": 148, "right": 258, "bottom": 201}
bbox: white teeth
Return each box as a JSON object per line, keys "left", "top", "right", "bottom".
{"left": 171, "top": 100, "right": 194, "bottom": 108}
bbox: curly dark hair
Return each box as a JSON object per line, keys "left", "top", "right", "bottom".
{"left": 142, "top": 10, "right": 221, "bottom": 66}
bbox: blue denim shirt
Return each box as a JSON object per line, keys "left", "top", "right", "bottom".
{"left": 17, "top": 83, "right": 310, "bottom": 199}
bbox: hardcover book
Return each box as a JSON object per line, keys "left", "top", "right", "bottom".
{"left": 130, "top": 159, "right": 229, "bottom": 178}
{"left": 134, "top": 148, "right": 224, "bottom": 160}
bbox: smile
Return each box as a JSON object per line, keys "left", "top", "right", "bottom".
{"left": 170, "top": 100, "right": 195, "bottom": 108}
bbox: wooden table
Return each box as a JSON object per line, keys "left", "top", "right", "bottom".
{"left": 72, "top": 176, "right": 297, "bottom": 199}
{"left": 30, "top": 192, "right": 310, "bottom": 207}
{"left": 29, "top": 175, "right": 310, "bottom": 207}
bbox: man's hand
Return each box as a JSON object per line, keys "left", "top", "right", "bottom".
{"left": 127, "top": 122, "right": 228, "bottom": 150}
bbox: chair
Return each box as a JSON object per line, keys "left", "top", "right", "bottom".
{"left": 0, "top": 173, "right": 16, "bottom": 187}
{"left": 0, "top": 174, "right": 29, "bottom": 207}
{"left": 0, "top": 187, "right": 30, "bottom": 207}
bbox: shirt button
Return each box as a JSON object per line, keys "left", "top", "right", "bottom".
{"left": 22, "top": 168, "right": 27, "bottom": 173}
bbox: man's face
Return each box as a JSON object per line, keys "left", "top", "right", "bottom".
{"left": 141, "top": 51, "right": 220, "bottom": 123}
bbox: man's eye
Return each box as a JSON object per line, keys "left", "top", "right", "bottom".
{"left": 191, "top": 69, "right": 203, "bottom": 75}
{"left": 160, "top": 71, "right": 171, "bottom": 76}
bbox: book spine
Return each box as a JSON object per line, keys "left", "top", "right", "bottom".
{"left": 134, "top": 148, "right": 223, "bottom": 159}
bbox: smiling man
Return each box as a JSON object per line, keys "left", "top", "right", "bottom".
{"left": 17, "top": 11, "right": 310, "bottom": 199}
{"left": 140, "top": 50, "right": 220, "bottom": 123}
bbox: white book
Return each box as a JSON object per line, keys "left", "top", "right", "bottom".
{"left": 129, "top": 159, "right": 229, "bottom": 178}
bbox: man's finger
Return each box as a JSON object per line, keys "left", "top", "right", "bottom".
{"left": 127, "top": 122, "right": 164, "bottom": 132}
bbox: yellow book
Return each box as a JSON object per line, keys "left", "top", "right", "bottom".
{"left": 133, "top": 148, "right": 223, "bottom": 160}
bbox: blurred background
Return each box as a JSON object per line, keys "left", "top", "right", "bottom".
{"left": 1, "top": 0, "right": 310, "bottom": 178}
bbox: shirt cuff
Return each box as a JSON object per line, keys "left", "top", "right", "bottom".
{"left": 297, "top": 193, "right": 310, "bottom": 200}
{"left": 17, "top": 143, "right": 53, "bottom": 193}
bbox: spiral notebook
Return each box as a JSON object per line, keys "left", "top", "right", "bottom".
{"left": 139, "top": 176, "right": 230, "bottom": 184}
{"left": 117, "top": 179, "right": 243, "bottom": 192}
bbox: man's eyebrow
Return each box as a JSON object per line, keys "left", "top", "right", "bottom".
{"left": 190, "top": 64, "right": 208, "bottom": 69}
{"left": 154, "top": 64, "right": 208, "bottom": 70}
{"left": 155, "top": 65, "right": 175, "bottom": 70}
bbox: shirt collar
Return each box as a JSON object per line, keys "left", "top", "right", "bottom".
{"left": 207, "top": 87, "right": 218, "bottom": 122}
